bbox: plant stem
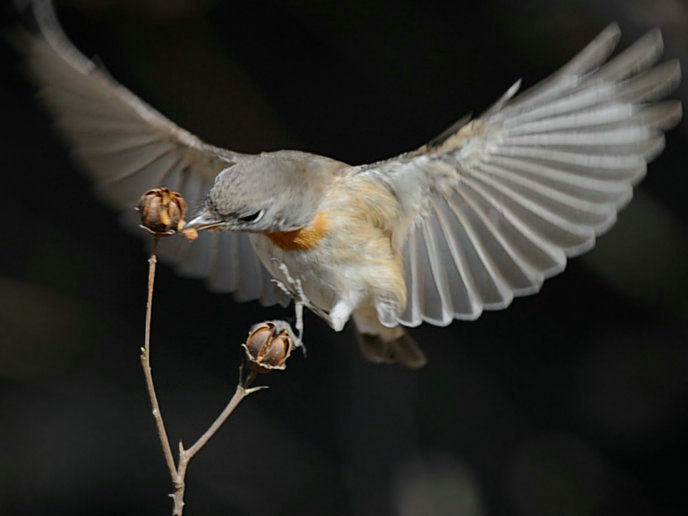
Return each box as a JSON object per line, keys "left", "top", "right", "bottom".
{"left": 140, "top": 235, "right": 264, "bottom": 516}
{"left": 141, "top": 236, "right": 179, "bottom": 484}
{"left": 171, "top": 371, "right": 259, "bottom": 516}
{"left": 186, "top": 371, "right": 258, "bottom": 460}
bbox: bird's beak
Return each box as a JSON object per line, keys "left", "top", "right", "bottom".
{"left": 184, "top": 209, "right": 224, "bottom": 231}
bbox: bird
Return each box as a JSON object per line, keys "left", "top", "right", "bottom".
{"left": 14, "top": 0, "right": 682, "bottom": 367}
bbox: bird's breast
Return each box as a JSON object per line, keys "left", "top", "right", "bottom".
{"left": 263, "top": 210, "right": 330, "bottom": 251}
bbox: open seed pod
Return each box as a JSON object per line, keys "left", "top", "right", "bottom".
{"left": 242, "top": 321, "right": 296, "bottom": 373}
{"left": 138, "top": 188, "right": 187, "bottom": 234}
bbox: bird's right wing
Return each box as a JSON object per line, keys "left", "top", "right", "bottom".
{"left": 13, "top": 0, "right": 288, "bottom": 306}
{"left": 356, "top": 24, "right": 681, "bottom": 327}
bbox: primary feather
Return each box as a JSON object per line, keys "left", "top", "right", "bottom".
{"left": 14, "top": 0, "right": 288, "bottom": 306}
{"left": 357, "top": 23, "right": 681, "bottom": 327}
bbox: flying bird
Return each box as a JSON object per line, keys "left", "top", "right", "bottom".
{"left": 15, "top": 0, "right": 682, "bottom": 367}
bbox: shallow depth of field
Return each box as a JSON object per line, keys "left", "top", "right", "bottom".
{"left": 1, "top": 1, "right": 687, "bottom": 515}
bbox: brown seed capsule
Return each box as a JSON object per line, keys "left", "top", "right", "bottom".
{"left": 138, "top": 188, "right": 187, "bottom": 234}
{"left": 242, "top": 321, "right": 295, "bottom": 373}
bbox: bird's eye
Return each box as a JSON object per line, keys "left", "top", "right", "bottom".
{"left": 238, "top": 210, "right": 264, "bottom": 224}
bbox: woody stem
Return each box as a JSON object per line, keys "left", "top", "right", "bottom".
{"left": 186, "top": 370, "right": 257, "bottom": 460}
{"left": 140, "top": 236, "right": 179, "bottom": 485}
{"left": 139, "top": 231, "right": 265, "bottom": 516}
{"left": 171, "top": 370, "right": 259, "bottom": 516}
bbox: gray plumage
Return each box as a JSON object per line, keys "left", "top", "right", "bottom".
{"left": 203, "top": 151, "right": 347, "bottom": 233}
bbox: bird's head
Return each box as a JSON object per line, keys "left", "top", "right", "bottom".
{"left": 186, "top": 152, "right": 340, "bottom": 233}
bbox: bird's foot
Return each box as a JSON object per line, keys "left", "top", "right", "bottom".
{"left": 271, "top": 259, "right": 350, "bottom": 334}
{"left": 270, "top": 260, "right": 323, "bottom": 344}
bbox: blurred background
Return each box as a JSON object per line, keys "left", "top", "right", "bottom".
{"left": 1, "top": 0, "right": 687, "bottom": 515}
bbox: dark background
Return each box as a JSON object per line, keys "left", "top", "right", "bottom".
{"left": 1, "top": 1, "right": 687, "bottom": 515}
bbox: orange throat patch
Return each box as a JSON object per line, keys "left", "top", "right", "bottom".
{"left": 263, "top": 211, "right": 329, "bottom": 251}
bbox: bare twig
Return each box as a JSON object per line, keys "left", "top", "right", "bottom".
{"left": 137, "top": 189, "right": 296, "bottom": 515}
{"left": 140, "top": 235, "right": 268, "bottom": 516}
{"left": 185, "top": 371, "right": 261, "bottom": 460}
{"left": 170, "top": 371, "right": 264, "bottom": 515}
{"left": 140, "top": 235, "right": 178, "bottom": 483}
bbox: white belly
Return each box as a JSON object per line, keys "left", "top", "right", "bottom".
{"left": 249, "top": 233, "right": 348, "bottom": 312}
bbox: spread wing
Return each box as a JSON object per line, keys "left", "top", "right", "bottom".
{"left": 14, "top": 0, "right": 288, "bottom": 306}
{"left": 357, "top": 24, "right": 682, "bottom": 327}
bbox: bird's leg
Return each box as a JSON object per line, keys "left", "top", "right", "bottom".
{"left": 320, "top": 291, "right": 363, "bottom": 332}
{"left": 271, "top": 259, "right": 356, "bottom": 333}
{"left": 327, "top": 299, "right": 354, "bottom": 332}
{"left": 291, "top": 297, "right": 353, "bottom": 332}
{"left": 270, "top": 260, "right": 327, "bottom": 345}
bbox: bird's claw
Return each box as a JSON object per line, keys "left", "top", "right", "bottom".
{"left": 270, "top": 259, "right": 343, "bottom": 338}
{"left": 270, "top": 259, "right": 310, "bottom": 342}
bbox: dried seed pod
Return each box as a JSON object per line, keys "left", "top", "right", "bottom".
{"left": 138, "top": 188, "right": 188, "bottom": 234}
{"left": 242, "top": 321, "right": 295, "bottom": 373}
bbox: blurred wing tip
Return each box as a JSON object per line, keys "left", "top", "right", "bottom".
{"left": 512, "top": 280, "right": 544, "bottom": 298}
{"left": 602, "top": 22, "right": 622, "bottom": 41}
{"left": 450, "top": 308, "right": 482, "bottom": 323}
{"left": 583, "top": 22, "right": 622, "bottom": 57}
{"left": 670, "top": 58, "right": 682, "bottom": 82}
{"left": 614, "top": 188, "right": 634, "bottom": 211}
{"left": 674, "top": 101, "right": 684, "bottom": 124}
{"left": 594, "top": 212, "right": 619, "bottom": 237}
{"left": 645, "top": 27, "right": 664, "bottom": 46}
{"left": 482, "top": 297, "right": 513, "bottom": 312}
{"left": 564, "top": 236, "right": 597, "bottom": 259}
{"left": 507, "top": 78, "right": 522, "bottom": 97}
{"left": 664, "top": 57, "right": 682, "bottom": 75}
{"left": 204, "top": 283, "right": 226, "bottom": 294}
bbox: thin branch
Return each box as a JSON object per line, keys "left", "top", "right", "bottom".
{"left": 138, "top": 218, "right": 294, "bottom": 515}
{"left": 170, "top": 371, "right": 262, "bottom": 515}
{"left": 137, "top": 191, "right": 293, "bottom": 515}
{"left": 140, "top": 235, "right": 267, "bottom": 516}
{"left": 140, "top": 235, "right": 178, "bottom": 484}
{"left": 185, "top": 371, "right": 259, "bottom": 460}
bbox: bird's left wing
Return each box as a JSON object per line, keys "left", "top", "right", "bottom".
{"left": 355, "top": 24, "right": 681, "bottom": 327}
{"left": 13, "top": 0, "right": 288, "bottom": 306}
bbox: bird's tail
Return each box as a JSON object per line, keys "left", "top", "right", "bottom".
{"left": 353, "top": 309, "right": 427, "bottom": 368}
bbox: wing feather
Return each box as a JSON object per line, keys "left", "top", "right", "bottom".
{"left": 455, "top": 183, "right": 563, "bottom": 286}
{"left": 358, "top": 24, "right": 681, "bottom": 326}
{"left": 178, "top": 230, "right": 219, "bottom": 279}
{"left": 438, "top": 197, "right": 512, "bottom": 308}
{"left": 399, "top": 224, "right": 423, "bottom": 326}
{"left": 15, "top": 0, "right": 283, "bottom": 306}
{"left": 432, "top": 200, "right": 480, "bottom": 308}
{"left": 419, "top": 216, "right": 461, "bottom": 324}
